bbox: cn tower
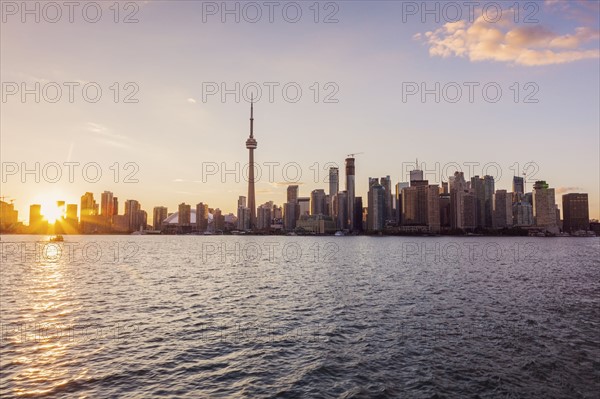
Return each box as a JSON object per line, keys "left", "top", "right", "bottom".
{"left": 246, "top": 97, "right": 257, "bottom": 230}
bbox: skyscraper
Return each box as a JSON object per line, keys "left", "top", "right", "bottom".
{"left": 562, "top": 193, "right": 589, "bottom": 233}
{"left": 196, "top": 202, "right": 208, "bottom": 232}
{"left": 246, "top": 98, "right": 257, "bottom": 230}
{"left": 367, "top": 178, "right": 385, "bottom": 232}
{"left": 310, "top": 189, "right": 326, "bottom": 215}
{"left": 493, "top": 190, "right": 513, "bottom": 229}
{"left": 532, "top": 180, "right": 558, "bottom": 233}
{"left": 345, "top": 157, "right": 356, "bottom": 231}
{"left": 287, "top": 185, "right": 299, "bottom": 203}
{"left": 153, "top": 206, "right": 168, "bottom": 231}
{"left": 101, "top": 191, "right": 114, "bottom": 218}
{"left": 380, "top": 175, "right": 393, "bottom": 223}
{"left": 329, "top": 167, "right": 339, "bottom": 216}
{"left": 513, "top": 175, "right": 525, "bottom": 203}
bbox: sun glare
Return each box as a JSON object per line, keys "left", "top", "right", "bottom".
{"left": 35, "top": 195, "right": 66, "bottom": 224}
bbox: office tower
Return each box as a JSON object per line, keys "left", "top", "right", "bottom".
{"left": 101, "top": 191, "right": 114, "bottom": 218}
{"left": 562, "top": 193, "right": 589, "bottom": 233}
{"left": 153, "top": 206, "right": 168, "bottom": 231}
{"left": 324, "top": 195, "right": 331, "bottom": 216}
{"left": 483, "top": 175, "right": 495, "bottom": 228}
{"left": 368, "top": 178, "right": 385, "bottom": 231}
{"left": 214, "top": 209, "right": 224, "bottom": 231}
{"left": 470, "top": 175, "right": 494, "bottom": 228}
{"left": 80, "top": 192, "right": 97, "bottom": 233}
{"left": 124, "top": 199, "right": 142, "bottom": 232}
{"left": 449, "top": 172, "right": 467, "bottom": 230}
{"left": 237, "top": 196, "right": 249, "bottom": 230}
{"left": 532, "top": 181, "right": 558, "bottom": 232}
{"left": 80, "top": 192, "right": 97, "bottom": 217}
{"left": 272, "top": 204, "right": 282, "bottom": 219}
{"left": 493, "top": 190, "right": 513, "bottom": 229}
{"left": 257, "top": 202, "right": 272, "bottom": 231}
{"left": 0, "top": 201, "right": 18, "bottom": 232}
{"left": 513, "top": 202, "right": 534, "bottom": 226}
{"left": 65, "top": 204, "right": 77, "bottom": 221}
{"left": 345, "top": 157, "right": 356, "bottom": 231}
{"left": 196, "top": 202, "right": 208, "bottom": 232}
{"left": 441, "top": 181, "right": 449, "bottom": 194}
{"left": 336, "top": 191, "right": 348, "bottom": 230}
{"left": 178, "top": 203, "right": 191, "bottom": 231}
{"left": 439, "top": 193, "right": 451, "bottom": 228}
{"left": 410, "top": 160, "right": 424, "bottom": 183}
{"left": 113, "top": 197, "right": 119, "bottom": 215}
{"left": 513, "top": 176, "right": 525, "bottom": 203}
{"left": 354, "top": 197, "right": 363, "bottom": 232}
{"left": 297, "top": 197, "right": 310, "bottom": 217}
{"left": 287, "top": 185, "right": 299, "bottom": 203}
{"left": 284, "top": 202, "right": 297, "bottom": 231}
{"left": 29, "top": 204, "right": 43, "bottom": 231}
{"left": 395, "top": 182, "right": 409, "bottom": 225}
{"left": 310, "top": 189, "right": 326, "bottom": 215}
{"left": 380, "top": 175, "right": 393, "bottom": 222}
{"left": 463, "top": 192, "right": 477, "bottom": 230}
{"left": 245, "top": 98, "right": 258, "bottom": 230}
{"left": 426, "top": 185, "right": 441, "bottom": 233}
{"left": 329, "top": 167, "right": 339, "bottom": 198}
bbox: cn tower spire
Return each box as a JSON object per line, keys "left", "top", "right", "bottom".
{"left": 250, "top": 94, "right": 254, "bottom": 138}
{"left": 245, "top": 96, "right": 258, "bottom": 230}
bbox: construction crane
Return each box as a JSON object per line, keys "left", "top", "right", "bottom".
{"left": 346, "top": 152, "right": 364, "bottom": 158}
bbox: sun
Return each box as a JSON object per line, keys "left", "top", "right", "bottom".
{"left": 33, "top": 193, "right": 67, "bottom": 224}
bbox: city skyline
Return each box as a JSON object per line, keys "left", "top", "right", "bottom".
{"left": 2, "top": 1, "right": 599, "bottom": 221}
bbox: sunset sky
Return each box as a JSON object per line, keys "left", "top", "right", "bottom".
{"left": 1, "top": 0, "right": 598, "bottom": 222}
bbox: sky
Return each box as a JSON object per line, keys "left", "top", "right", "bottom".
{"left": 1, "top": 0, "right": 599, "bottom": 223}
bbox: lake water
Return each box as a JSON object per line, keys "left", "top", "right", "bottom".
{"left": 1, "top": 235, "right": 598, "bottom": 398}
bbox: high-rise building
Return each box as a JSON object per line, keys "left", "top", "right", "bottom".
{"left": 101, "top": 191, "right": 114, "bottom": 218}
{"left": 80, "top": 192, "right": 97, "bottom": 233}
{"left": 345, "top": 157, "right": 356, "bottom": 231}
{"left": 395, "top": 182, "right": 409, "bottom": 225}
{"left": 354, "top": 197, "right": 363, "bottom": 232}
{"left": 410, "top": 160, "right": 424, "bottom": 183}
{"left": 178, "top": 203, "right": 191, "bottom": 230}
{"left": 284, "top": 202, "right": 297, "bottom": 231}
{"left": 513, "top": 176, "right": 525, "bottom": 203}
{"left": 287, "top": 185, "right": 299, "bottom": 203}
{"left": 310, "top": 189, "right": 326, "bottom": 215}
{"left": 380, "top": 175, "right": 393, "bottom": 222}
{"left": 532, "top": 181, "right": 558, "bottom": 232}
{"left": 493, "top": 190, "right": 513, "bottom": 229}
{"left": 449, "top": 172, "right": 467, "bottom": 230}
{"left": 196, "top": 202, "right": 208, "bottom": 232}
{"left": 125, "top": 199, "right": 143, "bottom": 232}
{"left": 470, "top": 175, "right": 494, "bottom": 228}
{"left": 257, "top": 202, "right": 273, "bottom": 231}
{"left": 113, "top": 197, "right": 119, "bottom": 215}
{"left": 245, "top": 99, "right": 258, "bottom": 230}
{"left": 513, "top": 202, "right": 534, "bottom": 226}
{"left": 439, "top": 193, "right": 451, "bottom": 228}
{"left": 237, "top": 195, "right": 250, "bottom": 230}
{"left": 0, "top": 201, "right": 18, "bottom": 232}
{"left": 336, "top": 191, "right": 348, "bottom": 230}
{"left": 29, "top": 204, "right": 44, "bottom": 233}
{"left": 367, "top": 178, "right": 385, "bottom": 231}
{"left": 329, "top": 167, "right": 339, "bottom": 198}
{"left": 153, "top": 206, "right": 168, "bottom": 231}
{"left": 297, "top": 197, "right": 310, "bottom": 217}
{"left": 562, "top": 193, "right": 589, "bottom": 233}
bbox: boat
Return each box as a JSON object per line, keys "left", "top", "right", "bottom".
{"left": 49, "top": 235, "right": 64, "bottom": 242}
{"left": 334, "top": 231, "right": 345, "bottom": 236}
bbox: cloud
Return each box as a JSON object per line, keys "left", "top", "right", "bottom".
{"left": 187, "top": 98, "right": 197, "bottom": 104}
{"left": 417, "top": 12, "right": 599, "bottom": 66}
{"left": 86, "top": 122, "right": 132, "bottom": 148}
{"left": 556, "top": 186, "right": 583, "bottom": 195}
